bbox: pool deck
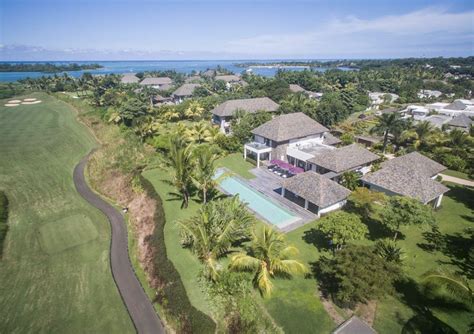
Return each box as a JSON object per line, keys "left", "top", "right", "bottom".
{"left": 247, "top": 167, "right": 318, "bottom": 232}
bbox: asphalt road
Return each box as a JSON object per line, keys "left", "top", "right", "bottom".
{"left": 74, "top": 154, "right": 165, "bottom": 334}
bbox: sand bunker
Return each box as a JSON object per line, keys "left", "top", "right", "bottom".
{"left": 8, "top": 100, "right": 21, "bottom": 103}
{"left": 23, "top": 98, "right": 37, "bottom": 102}
{"left": 4, "top": 103, "right": 20, "bottom": 107}
{"left": 21, "top": 100, "right": 42, "bottom": 105}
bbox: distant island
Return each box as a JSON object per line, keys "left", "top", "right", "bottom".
{"left": 0, "top": 63, "right": 103, "bottom": 73}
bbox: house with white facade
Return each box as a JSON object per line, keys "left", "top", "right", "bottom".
{"left": 361, "top": 152, "right": 449, "bottom": 208}
{"left": 172, "top": 83, "right": 201, "bottom": 103}
{"left": 211, "top": 97, "right": 279, "bottom": 134}
{"left": 215, "top": 75, "right": 247, "bottom": 89}
{"left": 369, "top": 92, "right": 399, "bottom": 109}
{"left": 418, "top": 89, "right": 443, "bottom": 99}
{"left": 140, "top": 77, "right": 173, "bottom": 90}
{"left": 289, "top": 84, "right": 323, "bottom": 99}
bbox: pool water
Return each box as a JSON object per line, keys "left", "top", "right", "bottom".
{"left": 216, "top": 171, "right": 300, "bottom": 227}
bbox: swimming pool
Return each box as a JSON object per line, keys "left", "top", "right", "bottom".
{"left": 215, "top": 170, "right": 300, "bottom": 228}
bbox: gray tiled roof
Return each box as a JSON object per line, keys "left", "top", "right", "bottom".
{"left": 252, "top": 112, "right": 328, "bottom": 142}
{"left": 444, "top": 100, "right": 467, "bottom": 110}
{"left": 323, "top": 133, "right": 342, "bottom": 146}
{"left": 333, "top": 316, "right": 377, "bottom": 334}
{"left": 308, "top": 144, "right": 380, "bottom": 173}
{"left": 447, "top": 114, "right": 472, "bottom": 128}
{"left": 361, "top": 152, "right": 449, "bottom": 203}
{"left": 172, "top": 83, "right": 201, "bottom": 97}
{"left": 185, "top": 76, "right": 202, "bottom": 83}
{"left": 121, "top": 73, "right": 139, "bottom": 84}
{"left": 215, "top": 74, "right": 241, "bottom": 82}
{"left": 211, "top": 97, "right": 279, "bottom": 117}
{"left": 282, "top": 171, "right": 351, "bottom": 208}
{"left": 289, "top": 84, "right": 306, "bottom": 93}
{"left": 140, "top": 77, "right": 173, "bottom": 85}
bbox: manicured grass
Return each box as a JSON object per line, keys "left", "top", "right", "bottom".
{"left": 142, "top": 168, "right": 213, "bottom": 318}
{"left": 442, "top": 169, "right": 473, "bottom": 180}
{"left": 217, "top": 153, "right": 256, "bottom": 179}
{"left": 0, "top": 93, "right": 134, "bottom": 333}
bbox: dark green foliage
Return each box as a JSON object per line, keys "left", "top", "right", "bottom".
{"left": 340, "top": 171, "right": 360, "bottom": 191}
{"left": 231, "top": 110, "right": 272, "bottom": 144}
{"left": 139, "top": 176, "right": 216, "bottom": 333}
{"left": 0, "top": 191, "right": 9, "bottom": 257}
{"left": 374, "top": 239, "right": 405, "bottom": 264}
{"left": 0, "top": 63, "right": 102, "bottom": 72}
{"left": 215, "top": 134, "right": 241, "bottom": 153}
{"left": 119, "top": 98, "right": 148, "bottom": 126}
{"left": 316, "top": 92, "right": 348, "bottom": 126}
{"left": 317, "top": 245, "right": 402, "bottom": 308}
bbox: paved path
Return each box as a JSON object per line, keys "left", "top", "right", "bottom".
{"left": 74, "top": 154, "right": 165, "bottom": 334}
{"left": 440, "top": 174, "right": 474, "bottom": 187}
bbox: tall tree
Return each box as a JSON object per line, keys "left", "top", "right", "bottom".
{"left": 421, "top": 270, "right": 473, "bottom": 305}
{"left": 370, "top": 113, "right": 407, "bottom": 153}
{"left": 230, "top": 225, "right": 307, "bottom": 297}
{"left": 180, "top": 197, "right": 255, "bottom": 281}
{"left": 191, "top": 148, "right": 218, "bottom": 204}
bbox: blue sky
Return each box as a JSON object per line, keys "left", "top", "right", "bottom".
{"left": 1, "top": 0, "right": 473, "bottom": 60}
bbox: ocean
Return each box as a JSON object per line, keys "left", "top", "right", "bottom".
{"left": 0, "top": 60, "right": 352, "bottom": 82}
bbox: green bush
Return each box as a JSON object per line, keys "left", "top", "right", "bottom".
{"left": 0, "top": 191, "right": 9, "bottom": 257}
{"left": 139, "top": 177, "right": 216, "bottom": 333}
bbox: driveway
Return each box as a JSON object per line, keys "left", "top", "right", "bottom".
{"left": 74, "top": 153, "right": 165, "bottom": 334}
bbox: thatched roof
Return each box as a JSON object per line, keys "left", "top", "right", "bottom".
{"left": 121, "top": 73, "right": 139, "bottom": 84}
{"left": 444, "top": 100, "right": 467, "bottom": 111}
{"left": 172, "top": 83, "right": 201, "bottom": 97}
{"left": 308, "top": 144, "right": 380, "bottom": 173}
{"left": 211, "top": 97, "right": 279, "bottom": 117}
{"left": 447, "top": 114, "right": 472, "bottom": 128}
{"left": 251, "top": 112, "right": 328, "bottom": 142}
{"left": 323, "top": 133, "right": 342, "bottom": 146}
{"left": 361, "top": 152, "right": 448, "bottom": 204}
{"left": 140, "top": 77, "right": 173, "bottom": 85}
{"left": 282, "top": 171, "right": 351, "bottom": 208}
{"left": 215, "top": 74, "right": 241, "bottom": 82}
{"left": 289, "top": 84, "right": 306, "bottom": 93}
{"left": 333, "top": 316, "right": 376, "bottom": 334}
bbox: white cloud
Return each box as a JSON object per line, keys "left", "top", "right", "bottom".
{"left": 225, "top": 7, "right": 474, "bottom": 57}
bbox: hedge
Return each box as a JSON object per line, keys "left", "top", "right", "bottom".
{"left": 0, "top": 191, "right": 9, "bottom": 257}
{"left": 139, "top": 176, "right": 216, "bottom": 333}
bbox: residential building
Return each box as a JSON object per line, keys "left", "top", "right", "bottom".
{"left": 369, "top": 92, "right": 399, "bottom": 109}
{"left": 361, "top": 152, "right": 449, "bottom": 208}
{"left": 281, "top": 171, "right": 351, "bottom": 216}
{"left": 211, "top": 97, "right": 279, "bottom": 134}
{"left": 139, "top": 77, "right": 173, "bottom": 90}
{"left": 446, "top": 114, "right": 473, "bottom": 132}
{"left": 120, "top": 73, "right": 140, "bottom": 84}
{"left": 289, "top": 84, "right": 323, "bottom": 99}
{"left": 185, "top": 75, "right": 202, "bottom": 83}
{"left": 332, "top": 316, "right": 376, "bottom": 334}
{"left": 215, "top": 74, "right": 247, "bottom": 89}
{"left": 172, "top": 83, "right": 201, "bottom": 103}
{"left": 418, "top": 89, "right": 443, "bottom": 99}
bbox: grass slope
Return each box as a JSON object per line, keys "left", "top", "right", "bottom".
{"left": 0, "top": 93, "right": 134, "bottom": 333}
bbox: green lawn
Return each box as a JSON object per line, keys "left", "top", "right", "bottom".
{"left": 142, "top": 168, "right": 213, "bottom": 318}
{"left": 217, "top": 153, "right": 256, "bottom": 179}
{"left": 442, "top": 169, "right": 473, "bottom": 181}
{"left": 0, "top": 93, "right": 134, "bottom": 333}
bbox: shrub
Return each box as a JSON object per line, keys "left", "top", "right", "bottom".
{"left": 374, "top": 239, "right": 405, "bottom": 264}
{"left": 139, "top": 176, "right": 216, "bottom": 333}
{"left": 0, "top": 191, "right": 8, "bottom": 258}
{"left": 215, "top": 135, "right": 241, "bottom": 153}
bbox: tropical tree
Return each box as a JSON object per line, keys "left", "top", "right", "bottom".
{"left": 348, "top": 187, "right": 386, "bottom": 219}
{"left": 421, "top": 270, "right": 473, "bottom": 305}
{"left": 162, "top": 135, "right": 194, "bottom": 208}
{"left": 185, "top": 121, "right": 212, "bottom": 144}
{"left": 191, "top": 148, "right": 218, "bottom": 203}
{"left": 230, "top": 225, "right": 308, "bottom": 297}
{"left": 381, "top": 196, "right": 435, "bottom": 241}
{"left": 370, "top": 112, "right": 407, "bottom": 153}
{"left": 184, "top": 101, "right": 205, "bottom": 120}
{"left": 134, "top": 116, "right": 161, "bottom": 142}
{"left": 179, "top": 197, "right": 255, "bottom": 281}
{"left": 340, "top": 171, "right": 360, "bottom": 190}
{"left": 374, "top": 239, "right": 405, "bottom": 264}
{"left": 314, "top": 211, "right": 368, "bottom": 251}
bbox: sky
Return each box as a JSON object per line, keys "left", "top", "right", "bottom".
{"left": 0, "top": 0, "right": 473, "bottom": 60}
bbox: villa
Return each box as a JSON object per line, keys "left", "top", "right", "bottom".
{"left": 172, "top": 83, "right": 201, "bottom": 103}
{"left": 361, "top": 152, "right": 449, "bottom": 208}
{"left": 215, "top": 74, "right": 247, "bottom": 89}
{"left": 426, "top": 99, "right": 474, "bottom": 117}
{"left": 369, "top": 92, "right": 399, "bottom": 109}
{"left": 140, "top": 77, "right": 173, "bottom": 90}
{"left": 281, "top": 171, "right": 351, "bottom": 217}
{"left": 120, "top": 73, "right": 140, "bottom": 84}
{"left": 446, "top": 113, "right": 473, "bottom": 132}
{"left": 289, "top": 84, "right": 323, "bottom": 99}
{"left": 211, "top": 97, "right": 280, "bottom": 134}
{"left": 185, "top": 75, "right": 202, "bottom": 83}
{"left": 418, "top": 89, "right": 443, "bottom": 99}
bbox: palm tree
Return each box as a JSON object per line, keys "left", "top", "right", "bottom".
{"left": 370, "top": 112, "right": 407, "bottom": 153}
{"left": 179, "top": 197, "right": 254, "bottom": 281}
{"left": 162, "top": 135, "right": 194, "bottom": 208}
{"left": 135, "top": 116, "right": 161, "bottom": 142}
{"left": 185, "top": 121, "right": 212, "bottom": 144}
{"left": 421, "top": 270, "right": 473, "bottom": 305}
{"left": 184, "top": 101, "right": 205, "bottom": 120}
{"left": 191, "top": 149, "right": 218, "bottom": 204}
{"left": 340, "top": 171, "right": 360, "bottom": 190}
{"left": 448, "top": 129, "right": 469, "bottom": 148}
{"left": 230, "top": 225, "right": 308, "bottom": 297}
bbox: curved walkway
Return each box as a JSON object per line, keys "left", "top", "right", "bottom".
{"left": 74, "top": 153, "right": 165, "bottom": 334}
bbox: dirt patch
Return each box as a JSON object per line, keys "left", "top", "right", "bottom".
{"left": 352, "top": 300, "right": 377, "bottom": 326}
{"left": 4, "top": 103, "right": 19, "bottom": 107}
{"left": 319, "top": 291, "right": 345, "bottom": 325}
{"left": 23, "top": 98, "right": 37, "bottom": 102}
{"left": 8, "top": 100, "right": 21, "bottom": 103}
{"left": 21, "top": 100, "right": 42, "bottom": 105}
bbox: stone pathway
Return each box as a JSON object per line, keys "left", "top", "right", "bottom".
{"left": 440, "top": 174, "right": 474, "bottom": 187}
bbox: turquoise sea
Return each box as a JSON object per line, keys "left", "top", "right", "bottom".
{"left": 0, "top": 60, "right": 353, "bottom": 82}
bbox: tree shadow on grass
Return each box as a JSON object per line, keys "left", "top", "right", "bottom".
{"left": 401, "top": 310, "right": 457, "bottom": 334}
{"left": 363, "top": 217, "right": 397, "bottom": 241}
{"left": 418, "top": 226, "right": 474, "bottom": 279}
{"left": 444, "top": 184, "right": 474, "bottom": 210}
{"left": 302, "top": 229, "right": 331, "bottom": 252}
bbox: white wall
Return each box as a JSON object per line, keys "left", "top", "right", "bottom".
{"left": 318, "top": 200, "right": 347, "bottom": 215}
{"left": 289, "top": 134, "right": 324, "bottom": 147}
